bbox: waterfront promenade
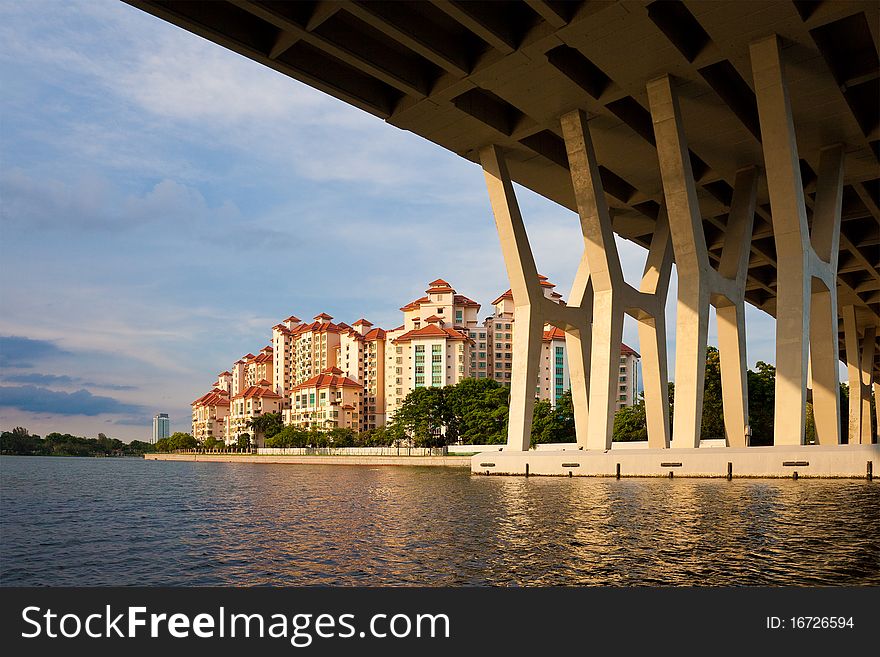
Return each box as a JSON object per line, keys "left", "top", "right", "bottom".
{"left": 146, "top": 453, "right": 470, "bottom": 468}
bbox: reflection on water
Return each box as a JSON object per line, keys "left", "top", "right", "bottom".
{"left": 1, "top": 456, "right": 878, "bottom": 586}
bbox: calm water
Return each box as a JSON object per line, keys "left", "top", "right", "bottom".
{"left": 1, "top": 456, "right": 878, "bottom": 586}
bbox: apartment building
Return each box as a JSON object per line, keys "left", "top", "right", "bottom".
{"left": 335, "top": 319, "right": 387, "bottom": 430}
{"left": 244, "top": 346, "right": 273, "bottom": 388}
{"left": 214, "top": 371, "right": 232, "bottom": 394}
{"left": 272, "top": 315, "right": 302, "bottom": 396}
{"left": 384, "top": 279, "right": 480, "bottom": 418}
{"left": 618, "top": 344, "right": 640, "bottom": 409}
{"left": 191, "top": 388, "right": 230, "bottom": 443}
{"left": 288, "top": 366, "right": 363, "bottom": 431}
{"left": 227, "top": 381, "right": 284, "bottom": 446}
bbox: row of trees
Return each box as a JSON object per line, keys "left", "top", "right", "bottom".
{"left": 612, "top": 347, "right": 860, "bottom": 444}
{"left": 0, "top": 427, "right": 156, "bottom": 456}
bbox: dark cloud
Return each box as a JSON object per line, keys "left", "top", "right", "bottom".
{"left": 0, "top": 336, "right": 70, "bottom": 369}
{"left": 0, "top": 385, "right": 149, "bottom": 419}
{"left": 1, "top": 372, "right": 136, "bottom": 391}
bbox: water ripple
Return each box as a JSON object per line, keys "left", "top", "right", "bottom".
{"left": 1, "top": 456, "right": 878, "bottom": 586}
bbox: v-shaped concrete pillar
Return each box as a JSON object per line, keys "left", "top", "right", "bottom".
{"left": 480, "top": 144, "right": 593, "bottom": 451}
{"left": 560, "top": 109, "right": 672, "bottom": 450}
{"left": 844, "top": 304, "right": 877, "bottom": 445}
{"left": 750, "top": 35, "right": 845, "bottom": 446}
{"left": 647, "top": 76, "right": 757, "bottom": 448}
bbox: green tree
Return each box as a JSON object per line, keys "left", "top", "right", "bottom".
{"left": 530, "top": 394, "right": 575, "bottom": 445}
{"left": 126, "top": 440, "right": 156, "bottom": 454}
{"left": 167, "top": 432, "right": 197, "bottom": 451}
{"left": 237, "top": 433, "right": 251, "bottom": 449}
{"left": 328, "top": 427, "right": 356, "bottom": 447}
{"left": 445, "top": 378, "right": 510, "bottom": 445}
{"left": 393, "top": 386, "right": 450, "bottom": 446}
{"left": 202, "top": 436, "right": 223, "bottom": 449}
{"left": 747, "top": 361, "right": 776, "bottom": 445}
{"left": 613, "top": 400, "right": 648, "bottom": 441}
{"left": 248, "top": 412, "right": 284, "bottom": 443}
{"left": 701, "top": 346, "right": 725, "bottom": 439}
{"left": 269, "top": 426, "right": 312, "bottom": 447}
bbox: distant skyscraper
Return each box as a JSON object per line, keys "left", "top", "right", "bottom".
{"left": 152, "top": 413, "right": 170, "bottom": 444}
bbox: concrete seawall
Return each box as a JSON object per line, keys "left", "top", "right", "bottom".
{"left": 145, "top": 453, "right": 471, "bottom": 467}
{"left": 472, "top": 444, "right": 880, "bottom": 479}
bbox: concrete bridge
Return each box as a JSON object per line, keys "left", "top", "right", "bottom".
{"left": 127, "top": 1, "right": 879, "bottom": 476}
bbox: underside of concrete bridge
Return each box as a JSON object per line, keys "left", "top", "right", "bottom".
{"left": 127, "top": 1, "right": 880, "bottom": 465}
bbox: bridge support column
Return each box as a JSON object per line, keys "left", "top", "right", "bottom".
{"left": 480, "top": 144, "right": 593, "bottom": 451}
{"left": 844, "top": 304, "right": 877, "bottom": 445}
{"left": 561, "top": 109, "right": 672, "bottom": 450}
{"left": 751, "top": 35, "right": 845, "bottom": 446}
{"left": 647, "top": 76, "right": 757, "bottom": 448}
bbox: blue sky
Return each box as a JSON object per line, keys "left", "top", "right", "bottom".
{"left": 0, "top": 1, "right": 778, "bottom": 441}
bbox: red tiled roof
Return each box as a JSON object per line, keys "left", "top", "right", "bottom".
{"left": 352, "top": 318, "right": 373, "bottom": 326}
{"left": 337, "top": 322, "right": 350, "bottom": 329}
{"left": 244, "top": 353, "right": 255, "bottom": 359}
{"left": 218, "top": 371, "right": 231, "bottom": 376}
{"left": 291, "top": 320, "right": 343, "bottom": 335}
{"left": 428, "top": 278, "right": 451, "bottom": 287}
{"left": 400, "top": 296, "right": 428, "bottom": 311}
{"left": 492, "top": 289, "right": 514, "bottom": 305}
{"left": 543, "top": 326, "right": 566, "bottom": 341}
{"left": 424, "top": 315, "right": 442, "bottom": 323}
{"left": 256, "top": 378, "right": 272, "bottom": 386}
{"left": 393, "top": 325, "right": 470, "bottom": 343}
{"left": 273, "top": 323, "right": 291, "bottom": 334}
{"left": 314, "top": 312, "right": 333, "bottom": 320}
{"left": 621, "top": 343, "right": 640, "bottom": 358}
{"left": 261, "top": 345, "right": 273, "bottom": 352}
{"left": 453, "top": 294, "right": 479, "bottom": 308}
{"left": 284, "top": 315, "right": 301, "bottom": 323}
{"left": 364, "top": 328, "right": 386, "bottom": 341}
{"left": 233, "top": 385, "right": 282, "bottom": 401}
{"left": 291, "top": 367, "right": 363, "bottom": 391}
{"left": 192, "top": 388, "right": 230, "bottom": 406}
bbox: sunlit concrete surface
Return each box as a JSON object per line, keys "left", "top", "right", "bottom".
{"left": 471, "top": 445, "right": 880, "bottom": 478}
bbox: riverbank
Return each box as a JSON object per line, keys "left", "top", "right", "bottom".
{"left": 145, "top": 453, "right": 471, "bottom": 467}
